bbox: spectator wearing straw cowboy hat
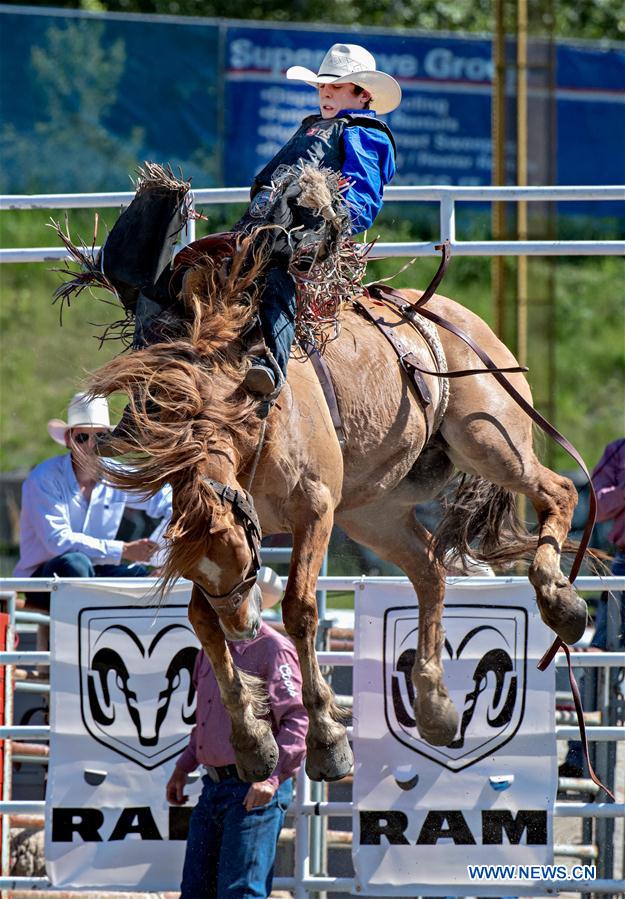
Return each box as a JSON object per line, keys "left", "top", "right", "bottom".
{"left": 14, "top": 392, "right": 172, "bottom": 582}
{"left": 167, "top": 568, "right": 307, "bottom": 899}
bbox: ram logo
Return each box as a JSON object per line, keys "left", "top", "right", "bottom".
{"left": 383, "top": 604, "right": 528, "bottom": 771}
{"left": 78, "top": 606, "right": 199, "bottom": 769}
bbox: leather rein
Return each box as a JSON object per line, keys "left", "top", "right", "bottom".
{"left": 364, "top": 242, "right": 596, "bottom": 592}
{"left": 365, "top": 244, "right": 613, "bottom": 799}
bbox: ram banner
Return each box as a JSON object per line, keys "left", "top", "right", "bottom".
{"left": 352, "top": 579, "right": 557, "bottom": 896}
{"left": 45, "top": 580, "right": 201, "bottom": 890}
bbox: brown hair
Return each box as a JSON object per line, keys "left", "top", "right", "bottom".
{"left": 353, "top": 84, "right": 372, "bottom": 109}
{"left": 86, "top": 233, "right": 270, "bottom": 592}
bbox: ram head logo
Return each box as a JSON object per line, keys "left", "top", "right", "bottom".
{"left": 79, "top": 607, "right": 199, "bottom": 768}
{"left": 383, "top": 604, "right": 528, "bottom": 771}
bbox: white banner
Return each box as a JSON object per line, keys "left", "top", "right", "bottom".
{"left": 45, "top": 580, "right": 201, "bottom": 890}
{"left": 353, "top": 580, "right": 556, "bottom": 896}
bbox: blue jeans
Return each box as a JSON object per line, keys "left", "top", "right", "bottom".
{"left": 258, "top": 263, "right": 296, "bottom": 378}
{"left": 591, "top": 549, "right": 625, "bottom": 649}
{"left": 180, "top": 774, "right": 292, "bottom": 899}
{"left": 564, "top": 550, "right": 625, "bottom": 769}
{"left": 32, "top": 551, "right": 149, "bottom": 579}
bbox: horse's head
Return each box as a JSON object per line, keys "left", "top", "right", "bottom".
{"left": 187, "top": 477, "right": 264, "bottom": 641}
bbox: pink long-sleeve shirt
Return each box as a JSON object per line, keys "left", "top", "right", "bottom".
{"left": 592, "top": 438, "right": 625, "bottom": 549}
{"left": 175, "top": 621, "right": 308, "bottom": 790}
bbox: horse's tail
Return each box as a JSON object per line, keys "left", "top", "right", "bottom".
{"left": 85, "top": 339, "right": 258, "bottom": 592}
{"left": 433, "top": 474, "right": 538, "bottom": 569}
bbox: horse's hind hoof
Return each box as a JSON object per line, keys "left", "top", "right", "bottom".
{"left": 234, "top": 730, "right": 279, "bottom": 783}
{"left": 537, "top": 583, "right": 588, "bottom": 645}
{"left": 415, "top": 696, "right": 459, "bottom": 747}
{"left": 306, "top": 732, "right": 353, "bottom": 782}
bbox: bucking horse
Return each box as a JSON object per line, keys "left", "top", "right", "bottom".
{"left": 56, "top": 165, "right": 589, "bottom": 784}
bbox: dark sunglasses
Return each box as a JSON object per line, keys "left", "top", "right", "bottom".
{"left": 72, "top": 431, "right": 106, "bottom": 444}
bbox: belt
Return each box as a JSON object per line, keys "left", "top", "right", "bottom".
{"left": 204, "top": 764, "right": 240, "bottom": 784}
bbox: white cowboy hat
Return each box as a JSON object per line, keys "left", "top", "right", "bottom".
{"left": 47, "top": 392, "right": 111, "bottom": 446}
{"left": 286, "top": 43, "right": 402, "bottom": 115}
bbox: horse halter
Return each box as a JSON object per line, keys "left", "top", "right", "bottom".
{"left": 194, "top": 476, "right": 263, "bottom": 609}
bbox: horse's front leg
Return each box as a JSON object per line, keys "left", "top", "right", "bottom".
{"left": 281, "top": 499, "right": 353, "bottom": 782}
{"left": 411, "top": 554, "right": 459, "bottom": 746}
{"left": 188, "top": 586, "right": 279, "bottom": 782}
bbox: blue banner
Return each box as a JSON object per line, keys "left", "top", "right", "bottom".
{"left": 0, "top": 8, "right": 623, "bottom": 216}
{"left": 556, "top": 44, "right": 625, "bottom": 214}
{"left": 224, "top": 27, "right": 494, "bottom": 190}
{"left": 224, "top": 25, "right": 625, "bottom": 217}
{"left": 0, "top": 9, "right": 220, "bottom": 193}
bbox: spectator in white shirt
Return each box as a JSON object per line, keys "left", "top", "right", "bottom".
{"left": 14, "top": 393, "right": 171, "bottom": 581}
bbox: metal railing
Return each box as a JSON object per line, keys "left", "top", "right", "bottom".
{"left": 0, "top": 575, "right": 623, "bottom": 895}
{"left": 1, "top": 184, "right": 624, "bottom": 263}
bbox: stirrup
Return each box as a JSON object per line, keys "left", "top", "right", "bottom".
{"left": 243, "top": 347, "right": 284, "bottom": 398}
{"left": 244, "top": 360, "right": 277, "bottom": 397}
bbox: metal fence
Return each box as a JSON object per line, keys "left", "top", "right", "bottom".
{"left": 0, "top": 575, "right": 623, "bottom": 896}
{"left": 1, "top": 183, "right": 624, "bottom": 893}
{"left": 1, "top": 184, "right": 624, "bottom": 264}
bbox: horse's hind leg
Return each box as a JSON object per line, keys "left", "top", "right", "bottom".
{"left": 188, "top": 587, "right": 279, "bottom": 782}
{"left": 281, "top": 495, "right": 353, "bottom": 782}
{"left": 444, "top": 417, "right": 588, "bottom": 644}
{"left": 338, "top": 500, "right": 459, "bottom": 746}
{"left": 524, "top": 464, "right": 588, "bottom": 643}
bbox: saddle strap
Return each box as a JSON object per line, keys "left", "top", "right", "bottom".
{"left": 352, "top": 296, "right": 435, "bottom": 437}
{"left": 366, "top": 290, "right": 528, "bottom": 379}
{"left": 367, "top": 281, "right": 615, "bottom": 797}
{"left": 367, "top": 283, "right": 596, "bottom": 588}
{"left": 305, "top": 344, "right": 347, "bottom": 450}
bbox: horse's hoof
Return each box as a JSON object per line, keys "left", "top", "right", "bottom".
{"left": 306, "top": 732, "right": 353, "bottom": 782}
{"left": 234, "top": 731, "right": 279, "bottom": 783}
{"left": 415, "top": 696, "right": 459, "bottom": 747}
{"left": 537, "top": 583, "right": 588, "bottom": 645}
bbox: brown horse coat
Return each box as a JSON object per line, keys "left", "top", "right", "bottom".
{"left": 88, "top": 284, "right": 586, "bottom": 783}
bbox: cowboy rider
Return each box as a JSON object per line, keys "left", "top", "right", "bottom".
{"left": 102, "top": 43, "right": 401, "bottom": 413}
{"left": 238, "top": 43, "right": 402, "bottom": 396}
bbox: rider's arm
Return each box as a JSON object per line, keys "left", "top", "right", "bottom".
{"left": 341, "top": 126, "right": 396, "bottom": 234}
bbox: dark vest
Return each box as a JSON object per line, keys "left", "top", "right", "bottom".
{"left": 251, "top": 113, "right": 397, "bottom": 196}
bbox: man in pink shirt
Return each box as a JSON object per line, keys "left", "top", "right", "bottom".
{"left": 591, "top": 437, "right": 625, "bottom": 649}
{"left": 560, "top": 437, "right": 624, "bottom": 778}
{"left": 166, "top": 614, "right": 307, "bottom": 898}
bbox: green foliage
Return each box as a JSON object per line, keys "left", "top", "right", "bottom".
{"left": 5, "top": 0, "right": 624, "bottom": 39}
{"left": 0, "top": 20, "right": 144, "bottom": 193}
{"left": 0, "top": 207, "right": 129, "bottom": 472}
{"left": 1, "top": 205, "right": 623, "bottom": 476}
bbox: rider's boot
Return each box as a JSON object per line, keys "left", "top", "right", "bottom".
{"left": 100, "top": 164, "right": 190, "bottom": 315}
{"left": 244, "top": 352, "right": 284, "bottom": 397}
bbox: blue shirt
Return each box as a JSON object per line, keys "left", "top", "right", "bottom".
{"left": 14, "top": 453, "right": 172, "bottom": 576}
{"left": 338, "top": 108, "right": 396, "bottom": 234}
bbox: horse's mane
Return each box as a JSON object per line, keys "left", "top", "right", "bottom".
{"left": 86, "top": 231, "right": 270, "bottom": 590}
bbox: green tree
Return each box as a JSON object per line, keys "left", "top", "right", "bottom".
{"left": 0, "top": 20, "right": 144, "bottom": 193}
{"left": 4, "top": 0, "right": 624, "bottom": 38}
